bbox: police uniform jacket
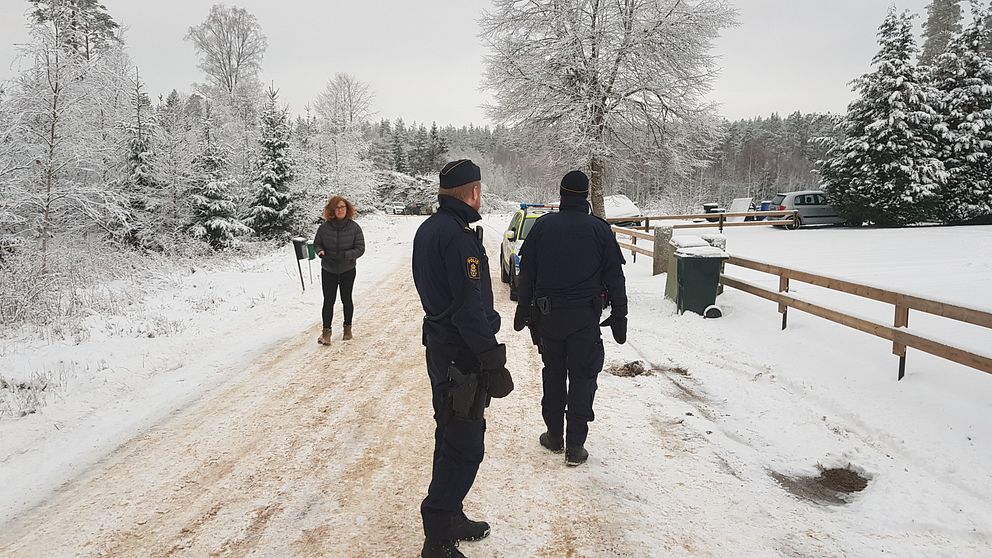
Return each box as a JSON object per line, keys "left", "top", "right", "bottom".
{"left": 413, "top": 196, "right": 501, "bottom": 355}
{"left": 517, "top": 196, "right": 628, "bottom": 310}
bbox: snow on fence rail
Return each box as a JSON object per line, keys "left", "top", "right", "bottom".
{"left": 607, "top": 210, "right": 799, "bottom": 233}
{"left": 610, "top": 211, "right": 799, "bottom": 265}
{"left": 720, "top": 256, "right": 992, "bottom": 380}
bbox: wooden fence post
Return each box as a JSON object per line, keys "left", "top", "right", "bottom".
{"left": 653, "top": 225, "right": 673, "bottom": 276}
{"left": 894, "top": 305, "right": 909, "bottom": 380}
{"left": 779, "top": 276, "right": 790, "bottom": 330}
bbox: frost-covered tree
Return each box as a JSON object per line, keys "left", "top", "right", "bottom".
{"left": 427, "top": 121, "right": 449, "bottom": 174}
{"left": 245, "top": 87, "right": 294, "bottom": 238}
{"left": 190, "top": 147, "right": 249, "bottom": 249}
{"left": 154, "top": 90, "right": 199, "bottom": 236}
{"left": 119, "top": 67, "right": 163, "bottom": 248}
{"left": 391, "top": 119, "right": 408, "bottom": 173}
{"left": 819, "top": 9, "right": 946, "bottom": 226}
{"left": 189, "top": 107, "right": 249, "bottom": 249}
{"left": 921, "top": 0, "right": 963, "bottom": 66}
{"left": 316, "top": 73, "right": 374, "bottom": 133}
{"left": 931, "top": 6, "right": 992, "bottom": 222}
{"left": 481, "top": 0, "right": 737, "bottom": 216}
{"left": 30, "top": 0, "right": 121, "bottom": 61}
{"left": 9, "top": 7, "right": 131, "bottom": 269}
{"left": 186, "top": 4, "right": 267, "bottom": 97}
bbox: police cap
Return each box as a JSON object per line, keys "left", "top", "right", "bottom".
{"left": 439, "top": 159, "right": 482, "bottom": 189}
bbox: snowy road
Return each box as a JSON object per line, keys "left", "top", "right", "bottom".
{"left": 1, "top": 219, "right": 990, "bottom": 557}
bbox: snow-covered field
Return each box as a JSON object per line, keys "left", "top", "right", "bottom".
{"left": 1, "top": 216, "right": 990, "bottom": 557}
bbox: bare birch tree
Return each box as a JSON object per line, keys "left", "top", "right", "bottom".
{"left": 186, "top": 4, "right": 268, "bottom": 97}
{"left": 481, "top": 0, "right": 736, "bottom": 215}
{"left": 316, "top": 73, "right": 375, "bottom": 133}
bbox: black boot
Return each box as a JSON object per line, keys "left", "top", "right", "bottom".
{"left": 422, "top": 539, "right": 466, "bottom": 558}
{"left": 451, "top": 513, "right": 491, "bottom": 541}
{"left": 539, "top": 431, "right": 564, "bottom": 453}
{"left": 565, "top": 445, "right": 588, "bottom": 466}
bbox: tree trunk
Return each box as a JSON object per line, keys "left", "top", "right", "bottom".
{"left": 590, "top": 155, "right": 605, "bottom": 217}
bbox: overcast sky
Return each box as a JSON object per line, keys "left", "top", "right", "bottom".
{"left": 0, "top": 0, "right": 936, "bottom": 125}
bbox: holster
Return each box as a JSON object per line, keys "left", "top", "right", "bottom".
{"left": 447, "top": 364, "right": 488, "bottom": 421}
{"left": 527, "top": 303, "right": 542, "bottom": 353}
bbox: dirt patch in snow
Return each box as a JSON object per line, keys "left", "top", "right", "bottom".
{"left": 771, "top": 466, "right": 870, "bottom": 505}
{"left": 606, "top": 361, "right": 690, "bottom": 378}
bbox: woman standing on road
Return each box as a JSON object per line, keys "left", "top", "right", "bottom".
{"left": 313, "top": 195, "right": 366, "bottom": 345}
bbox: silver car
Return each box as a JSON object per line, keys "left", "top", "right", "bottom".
{"left": 771, "top": 190, "right": 845, "bottom": 228}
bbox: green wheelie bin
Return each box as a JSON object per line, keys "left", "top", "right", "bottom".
{"left": 675, "top": 246, "right": 729, "bottom": 316}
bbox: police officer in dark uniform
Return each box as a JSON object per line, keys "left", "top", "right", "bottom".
{"left": 513, "top": 170, "right": 627, "bottom": 466}
{"left": 412, "top": 159, "right": 514, "bottom": 558}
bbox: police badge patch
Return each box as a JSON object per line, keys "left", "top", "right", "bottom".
{"left": 466, "top": 256, "right": 481, "bottom": 280}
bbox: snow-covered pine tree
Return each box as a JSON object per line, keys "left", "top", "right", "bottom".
{"left": 154, "top": 90, "right": 198, "bottom": 238}
{"left": 29, "top": 0, "right": 121, "bottom": 61}
{"left": 819, "top": 9, "right": 946, "bottom": 226}
{"left": 931, "top": 6, "right": 992, "bottom": 222}
{"left": 922, "top": 0, "right": 964, "bottom": 66}
{"left": 427, "top": 121, "right": 448, "bottom": 174}
{"left": 189, "top": 112, "right": 250, "bottom": 249}
{"left": 391, "top": 119, "right": 408, "bottom": 173}
{"left": 120, "top": 67, "right": 162, "bottom": 249}
{"left": 409, "top": 125, "right": 429, "bottom": 175}
{"left": 245, "top": 87, "right": 294, "bottom": 239}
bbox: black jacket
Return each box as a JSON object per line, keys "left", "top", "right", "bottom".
{"left": 313, "top": 219, "right": 365, "bottom": 273}
{"left": 517, "top": 196, "right": 628, "bottom": 310}
{"left": 412, "top": 196, "right": 501, "bottom": 355}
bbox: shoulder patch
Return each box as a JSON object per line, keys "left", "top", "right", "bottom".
{"left": 466, "top": 256, "right": 481, "bottom": 280}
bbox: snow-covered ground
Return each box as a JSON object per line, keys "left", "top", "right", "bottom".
{"left": 609, "top": 224, "right": 992, "bottom": 555}
{"left": 1, "top": 217, "right": 990, "bottom": 557}
{"left": 0, "top": 214, "right": 423, "bottom": 525}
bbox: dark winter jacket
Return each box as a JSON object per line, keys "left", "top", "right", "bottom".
{"left": 313, "top": 219, "right": 366, "bottom": 273}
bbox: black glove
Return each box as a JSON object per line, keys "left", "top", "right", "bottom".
{"left": 600, "top": 305, "right": 628, "bottom": 344}
{"left": 513, "top": 303, "right": 530, "bottom": 332}
{"left": 478, "top": 344, "right": 514, "bottom": 398}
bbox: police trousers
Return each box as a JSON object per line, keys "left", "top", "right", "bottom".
{"left": 421, "top": 347, "right": 486, "bottom": 540}
{"left": 538, "top": 304, "right": 605, "bottom": 447}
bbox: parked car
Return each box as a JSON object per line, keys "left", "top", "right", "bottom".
{"left": 500, "top": 203, "right": 555, "bottom": 301}
{"left": 547, "top": 194, "right": 643, "bottom": 226}
{"left": 770, "top": 190, "right": 845, "bottom": 229}
{"left": 384, "top": 201, "right": 406, "bottom": 215}
{"left": 403, "top": 201, "right": 437, "bottom": 215}
{"left": 603, "top": 194, "right": 643, "bottom": 226}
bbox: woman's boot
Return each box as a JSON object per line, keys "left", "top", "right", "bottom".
{"left": 318, "top": 327, "right": 332, "bottom": 345}
{"left": 343, "top": 325, "right": 353, "bottom": 340}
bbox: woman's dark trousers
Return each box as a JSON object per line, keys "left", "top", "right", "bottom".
{"left": 321, "top": 268, "right": 356, "bottom": 328}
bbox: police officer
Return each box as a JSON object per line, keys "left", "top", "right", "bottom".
{"left": 412, "top": 159, "right": 514, "bottom": 558}
{"left": 513, "top": 170, "right": 627, "bottom": 466}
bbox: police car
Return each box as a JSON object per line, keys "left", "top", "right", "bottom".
{"left": 500, "top": 203, "right": 555, "bottom": 301}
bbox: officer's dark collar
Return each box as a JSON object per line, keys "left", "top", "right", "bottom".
{"left": 559, "top": 196, "right": 590, "bottom": 213}
{"left": 437, "top": 195, "right": 482, "bottom": 225}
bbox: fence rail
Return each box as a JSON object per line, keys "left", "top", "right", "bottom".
{"left": 607, "top": 210, "right": 799, "bottom": 233}
{"left": 721, "top": 256, "right": 992, "bottom": 379}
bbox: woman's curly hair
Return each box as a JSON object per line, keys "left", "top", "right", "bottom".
{"left": 323, "top": 195, "right": 357, "bottom": 221}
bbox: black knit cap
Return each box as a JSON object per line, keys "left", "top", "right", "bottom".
{"left": 560, "top": 170, "right": 589, "bottom": 197}
{"left": 439, "top": 159, "right": 482, "bottom": 189}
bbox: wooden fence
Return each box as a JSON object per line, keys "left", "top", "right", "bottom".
{"left": 607, "top": 221, "right": 992, "bottom": 380}
{"left": 720, "top": 256, "right": 992, "bottom": 380}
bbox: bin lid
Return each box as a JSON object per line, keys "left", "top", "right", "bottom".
{"left": 700, "top": 234, "right": 727, "bottom": 243}
{"left": 675, "top": 246, "right": 728, "bottom": 259}
{"left": 291, "top": 236, "right": 307, "bottom": 243}
{"left": 670, "top": 236, "right": 710, "bottom": 249}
